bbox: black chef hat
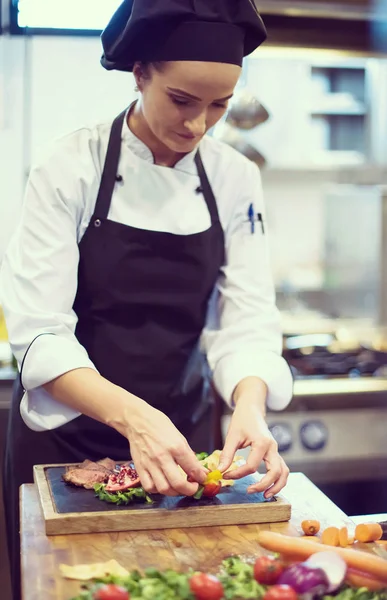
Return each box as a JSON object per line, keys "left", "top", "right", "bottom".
{"left": 101, "top": 0, "right": 267, "bottom": 72}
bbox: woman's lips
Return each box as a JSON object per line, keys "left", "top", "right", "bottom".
{"left": 176, "top": 132, "right": 197, "bottom": 140}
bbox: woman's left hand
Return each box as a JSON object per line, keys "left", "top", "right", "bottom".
{"left": 218, "top": 377, "right": 290, "bottom": 499}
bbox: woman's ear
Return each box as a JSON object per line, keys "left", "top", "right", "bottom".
{"left": 133, "top": 62, "right": 145, "bottom": 93}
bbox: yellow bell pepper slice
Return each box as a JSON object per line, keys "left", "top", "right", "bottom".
{"left": 204, "top": 469, "right": 223, "bottom": 484}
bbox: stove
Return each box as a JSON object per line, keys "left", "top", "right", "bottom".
{"left": 283, "top": 336, "right": 387, "bottom": 379}
{"left": 221, "top": 340, "right": 387, "bottom": 516}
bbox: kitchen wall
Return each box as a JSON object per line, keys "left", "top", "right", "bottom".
{"left": 0, "top": 35, "right": 385, "bottom": 303}
{"left": 0, "top": 35, "right": 136, "bottom": 259}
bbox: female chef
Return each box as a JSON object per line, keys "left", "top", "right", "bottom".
{"left": 1, "top": 0, "right": 293, "bottom": 597}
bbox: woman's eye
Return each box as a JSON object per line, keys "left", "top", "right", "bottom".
{"left": 171, "top": 96, "right": 190, "bottom": 106}
{"left": 213, "top": 103, "right": 227, "bottom": 109}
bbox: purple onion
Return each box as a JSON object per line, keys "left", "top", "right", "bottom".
{"left": 305, "top": 552, "right": 347, "bottom": 593}
{"left": 278, "top": 564, "right": 330, "bottom": 599}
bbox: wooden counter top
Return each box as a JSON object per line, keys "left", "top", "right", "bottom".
{"left": 20, "top": 473, "right": 354, "bottom": 600}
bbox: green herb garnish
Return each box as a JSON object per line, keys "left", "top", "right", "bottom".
{"left": 94, "top": 483, "right": 153, "bottom": 506}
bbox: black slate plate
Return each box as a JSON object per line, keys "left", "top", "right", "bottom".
{"left": 46, "top": 467, "right": 275, "bottom": 514}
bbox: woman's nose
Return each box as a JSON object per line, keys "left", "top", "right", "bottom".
{"left": 184, "top": 112, "right": 207, "bottom": 137}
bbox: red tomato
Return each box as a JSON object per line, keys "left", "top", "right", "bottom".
{"left": 189, "top": 572, "right": 224, "bottom": 600}
{"left": 93, "top": 583, "right": 129, "bottom": 600}
{"left": 254, "top": 556, "right": 284, "bottom": 585}
{"left": 203, "top": 482, "right": 222, "bottom": 498}
{"left": 263, "top": 584, "right": 298, "bottom": 600}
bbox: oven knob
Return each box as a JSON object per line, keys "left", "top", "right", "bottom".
{"left": 269, "top": 423, "right": 293, "bottom": 453}
{"left": 300, "top": 421, "right": 328, "bottom": 451}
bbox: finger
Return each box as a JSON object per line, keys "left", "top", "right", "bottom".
{"left": 147, "top": 464, "right": 179, "bottom": 497}
{"left": 138, "top": 469, "right": 158, "bottom": 494}
{"left": 173, "top": 445, "right": 208, "bottom": 485}
{"left": 218, "top": 431, "right": 240, "bottom": 473}
{"left": 162, "top": 457, "right": 200, "bottom": 497}
{"left": 222, "top": 442, "right": 264, "bottom": 480}
{"left": 247, "top": 446, "right": 282, "bottom": 494}
{"left": 264, "top": 460, "right": 290, "bottom": 499}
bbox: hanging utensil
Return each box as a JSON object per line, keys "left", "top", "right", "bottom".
{"left": 213, "top": 122, "right": 267, "bottom": 168}
{"left": 226, "top": 88, "right": 270, "bottom": 131}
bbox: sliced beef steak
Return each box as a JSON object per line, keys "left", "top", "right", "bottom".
{"left": 96, "top": 457, "right": 117, "bottom": 472}
{"left": 62, "top": 457, "right": 117, "bottom": 489}
{"left": 62, "top": 468, "right": 109, "bottom": 489}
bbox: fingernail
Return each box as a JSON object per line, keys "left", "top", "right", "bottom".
{"left": 218, "top": 464, "right": 225, "bottom": 472}
{"left": 266, "top": 493, "right": 273, "bottom": 499}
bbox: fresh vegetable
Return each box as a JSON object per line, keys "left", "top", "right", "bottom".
{"left": 254, "top": 556, "right": 284, "bottom": 585}
{"left": 105, "top": 465, "right": 141, "bottom": 493}
{"left": 256, "top": 531, "right": 387, "bottom": 581}
{"left": 196, "top": 452, "right": 209, "bottom": 461}
{"left": 69, "top": 554, "right": 387, "bottom": 600}
{"left": 345, "top": 568, "right": 387, "bottom": 591}
{"left": 278, "top": 563, "right": 329, "bottom": 598}
{"left": 339, "top": 528, "right": 349, "bottom": 548}
{"left": 300, "top": 537, "right": 321, "bottom": 543}
{"left": 189, "top": 573, "right": 224, "bottom": 600}
{"left": 321, "top": 527, "right": 340, "bottom": 547}
{"left": 263, "top": 584, "right": 298, "bottom": 600}
{"left": 305, "top": 551, "right": 347, "bottom": 592}
{"left": 219, "top": 555, "right": 266, "bottom": 599}
{"left": 93, "top": 584, "right": 129, "bottom": 600}
{"left": 355, "top": 523, "right": 383, "bottom": 543}
{"left": 203, "top": 481, "right": 222, "bottom": 498}
{"left": 204, "top": 470, "right": 223, "bottom": 484}
{"left": 301, "top": 521, "right": 320, "bottom": 536}
{"left": 94, "top": 483, "right": 153, "bottom": 506}
{"left": 194, "top": 470, "right": 223, "bottom": 499}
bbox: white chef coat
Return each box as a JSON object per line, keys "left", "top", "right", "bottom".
{"left": 0, "top": 112, "right": 293, "bottom": 432}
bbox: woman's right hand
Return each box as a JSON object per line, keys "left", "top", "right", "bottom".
{"left": 124, "top": 399, "right": 208, "bottom": 497}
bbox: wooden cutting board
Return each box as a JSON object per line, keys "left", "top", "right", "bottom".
{"left": 34, "top": 463, "right": 291, "bottom": 535}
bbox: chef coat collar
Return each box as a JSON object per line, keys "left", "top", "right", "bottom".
{"left": 121, "top": 106, "right": 199, "bottom": 175}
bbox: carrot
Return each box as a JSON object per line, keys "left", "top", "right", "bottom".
{"left": 348, "top": 535, "right": 355, "bottom": 545}
{"left": 346, "top": 568, "right": 387, "bottom": 591}
{"left": 321, "top": 526, "right": 340, "bottom": 546}
{"left": 257, "top": 531, "right": 387, "bottom": 582}
{"left": 355, "top": 523, "right": 383, "bottom": 543}
{"left": 301, "top": 520, "right": 320, "bottom": 536}
{"left": 339, "top": 526, "right": 349, "bottom": 548}
{"left": 300, "top": 536, "right": 321, "bottom": 543}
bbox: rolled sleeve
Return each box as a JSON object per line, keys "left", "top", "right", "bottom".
{"left": 21, "top": 333, "right": 97, "bottom": 390}
{"left": 212, "top": 351, "right": 293, "bottom": 411}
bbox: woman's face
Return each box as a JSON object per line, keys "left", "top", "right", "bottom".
{"left": 134, "top": 60, "right": 241, "bottom": 153}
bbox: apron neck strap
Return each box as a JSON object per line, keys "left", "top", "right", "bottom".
{"left": 93, "top": 109, "right": 127, "bottom": 221}
{"left": 194, "top": 150, "right": 221, "bottom": 226}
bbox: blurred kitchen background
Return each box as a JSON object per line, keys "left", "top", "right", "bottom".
{"left": 1, "top": 7, "right": 387, "bottom": 586}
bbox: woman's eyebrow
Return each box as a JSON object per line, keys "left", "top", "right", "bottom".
{"left": 167, "top": 87, "right": 233, "bottom": 102}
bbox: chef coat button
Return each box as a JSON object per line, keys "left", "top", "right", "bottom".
{"left": 116, "top": 174, "right": 123, "bottom": 182}
{"left": 94, "top": 219, "right": 102, "bottom": 228}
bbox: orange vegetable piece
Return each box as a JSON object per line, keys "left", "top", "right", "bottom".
{"left": 346, "top": 568, "right": 387, "bottom": 591}
{"left": 301, "top": 520, "right": 320, "bottom": 536}
{"left": 348, "top": 535, "right": 355, "bottom": 545}
{"left": 321, "top": 526, "right": 340, "bottom": 546}
{"left": 300, "top": 536, "right": 321, "bottom": 543}
{"left": 257, "top": 531, "right": 387, "bottom": 581}
{"left": 339, "top": 527, "right": 349, "bottom": 547}
{"left": 355, "top": 523, "right": 383, "bottom": 543}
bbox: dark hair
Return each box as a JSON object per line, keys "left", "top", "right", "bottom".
{"left": 137, "top": 61, "right": 166, "bottom": 79}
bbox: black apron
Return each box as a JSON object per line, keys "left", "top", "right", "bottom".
{"left": 3, "top": 109, "right": 225, "bottom": 600}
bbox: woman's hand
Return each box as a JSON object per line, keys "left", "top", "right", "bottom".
{"left": 218, "top": 377, "right": 289, "bottom": 499}
{"left": 124, "top": 400, "right": 208, "bottom": 497}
